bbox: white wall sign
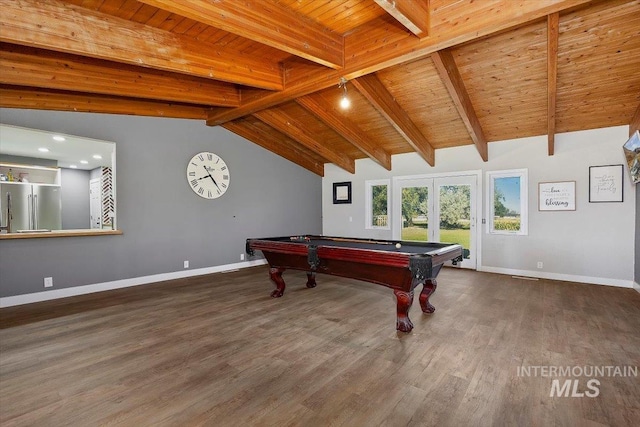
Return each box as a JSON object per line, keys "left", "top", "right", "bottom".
{"left": 589, "top": 164, "right": 623, "bottom": 203}
{"left": 538, "top": 181, "right": 576, "bottom": 211}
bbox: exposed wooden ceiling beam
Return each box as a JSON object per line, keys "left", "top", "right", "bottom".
{"left": 547, "top": 13, "right": 559, "bottom": 156}
{"left": 431, "top": 50, "right": 488, "bottom": 161}
{"left": 138, "top": 0, "right": 344, "bottom": 69}
{"left": 0, "top": 0, "right": 283, "bottom": 90}
{"left": 630, "top": 103, "right": 640, "bottom": 136}
{"left": 0, "top": 44, "right": 241, "bottom": 107}
{"left": 374, "top": 0, "right": 430, "bottom": 37}
{"left": 223, "top": 120, "right": 324, "bottom": 176}
{"left": 207, "top": 0, "right": 593, "bottom": 126}
{"left": 253, "top": 109, "right": 356, "bottom": 174}
{"left": 0, "top": 86, "right": 208, "bottom": 119}
{"left": 207, "top": 67, "right": 330, "bottom": 126}
{"left": 296, "top": 96, "right": 392, "bottom": 170}
{"left": 346, "top": 0, "right": 592, "bottom": 77}
{"left": 351, "top": 74, "right": 435, "bottom": 166}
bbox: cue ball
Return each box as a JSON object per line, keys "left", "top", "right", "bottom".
{"left": 395, "top": 243, "right": 402, "bottom": 249}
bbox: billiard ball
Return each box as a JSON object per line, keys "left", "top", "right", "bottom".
{"left": 395, "top": 243, "right": 402, "bottom": 249}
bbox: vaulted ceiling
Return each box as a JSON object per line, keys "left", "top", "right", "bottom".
{"left": 1, "top": 0, "right": 639, "bottom": 176}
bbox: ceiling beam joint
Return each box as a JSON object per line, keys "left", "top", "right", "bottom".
{"left": 223, "top": 120, "right": 324, "bottom": 176}
{"left": 253, "top": 109, "right": 356, "bottom": 174}
{"left": 296, "top": 95, "right": 392, "bottom": 170}
{"left": 374, "top": 0, "right": 430, "bottom": 37}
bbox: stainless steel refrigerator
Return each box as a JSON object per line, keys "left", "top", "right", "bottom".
{"left": 0, "top": 182, "right": 62, "bottom": 232}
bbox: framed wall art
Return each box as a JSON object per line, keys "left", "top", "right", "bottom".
{"left": 333, "top": 181, "right": 352, "bottom": 204}
{"left": 538, "top": 181, "right": 576, "bottom": 211}
{"left": 589, "top": 164, "right": 623, "bottom": 203}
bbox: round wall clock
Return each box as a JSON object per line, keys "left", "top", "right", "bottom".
{"left": 186, "top": 151, "right": 230, "bottom": 199}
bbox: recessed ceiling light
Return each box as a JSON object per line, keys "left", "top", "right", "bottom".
{"left": 52, "top": 135, "right": 66, "bottom": 142}
{"left": 93, "top": 154, "right": 102, "bottom": 159}
{"left": 80, "top": 160, "right": 89, "bottom": 164}
{"left": 69, "top": 165, "right": 77, "bottom": 169}
{"left": 38, "top": 147, "right": 50, "bottom": 152}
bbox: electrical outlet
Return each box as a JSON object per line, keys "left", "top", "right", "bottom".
{"left": 240, "top": 253, "right": 245, "bottom": 261}
{"left": 184, "top": 260, "right": 189, "bottom": 269}
{"left": 44, "top": 277, "right": 53, "bottom": 288}
{"left": 537, "top": 261, "right": 543, "bottom": 269}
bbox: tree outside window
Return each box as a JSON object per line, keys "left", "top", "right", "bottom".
{"left": 401, "top": 187, "right": 428, "bottom": 228}
{"left": 439, "top": 185, "right": 470, "bottom": 229}
{"left": 487, "top": 169, "right": 528, "bottom": 235}
{"left": 366, "top": 180, "right": 390, "bottom": 229}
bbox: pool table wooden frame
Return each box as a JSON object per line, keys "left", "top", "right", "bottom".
{"left": 246, "top": 235, "right": 463, "bottom": 332}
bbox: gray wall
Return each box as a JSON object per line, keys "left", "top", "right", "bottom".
{"left": 90, "top": 167, "right": 101, "bottom": 181}
{"left": 60, "top": 168, "right": 90, "bottom": 229}
{"left": 0, "top": 108, "right": 322, "bottom": 298}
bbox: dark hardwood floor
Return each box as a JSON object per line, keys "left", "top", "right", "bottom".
{"left": 1, "top": 267, "right": 639, "bottom": 426}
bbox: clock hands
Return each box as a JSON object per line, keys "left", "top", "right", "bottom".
{"left": 203, "top": 166, "right": 221, "bottom": 191}
{"left": 194, "top": 167, "right": 221, "bottom": 191}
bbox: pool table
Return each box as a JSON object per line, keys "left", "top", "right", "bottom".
{"left": 245, "top": 235, "right": 463, "bottom": 332}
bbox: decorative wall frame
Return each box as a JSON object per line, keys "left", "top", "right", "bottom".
{"left": 538, "top": 181, "right": 576, "bottom": 211}
{"left": 333, "top": 181, "right": 352, "bottom": 204}
{"left": 589, "top": 164, "right": 623, "bottom": 203}
{"left": 101, "top": 167, "right": 115, "bottom": 228}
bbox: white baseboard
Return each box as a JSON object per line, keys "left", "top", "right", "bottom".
{"left": 479, "top": 266, "right": 634, "bottom": 288}
{"left": 2, "top": 261, "right": 633, "bottom": 308}
{"left": 0, "top": 259, "right": 268, "bottom": 308}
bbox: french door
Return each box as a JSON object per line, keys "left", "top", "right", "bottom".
{"left": 392, "top": 173, "right": 479, "bottom": 269}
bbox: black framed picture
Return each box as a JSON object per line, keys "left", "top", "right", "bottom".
{"left": 589, "top": 164, "right": 623, "bottom": 203}
{"left": 333, "top": 181, "right": 352, "bottom": 204}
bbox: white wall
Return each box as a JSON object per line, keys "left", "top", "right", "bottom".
{"left": 323, "top": 126, "right": 636, "bottom": 288}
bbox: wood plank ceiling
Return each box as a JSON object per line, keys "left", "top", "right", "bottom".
{"left": 1, "top": 0, "right": 639, "bottom": 176}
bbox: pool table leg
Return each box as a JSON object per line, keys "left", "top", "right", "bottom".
{"left": 306, "top": 272, "right": 317, "bottom": 288}
{"left": 393, "top": 290, "right": 414, "bottom": 332}
{"left": 419, "top": 279, "right": 437, "bottom": 313}
{"left": 269, "top": 267, "right": 286, "bottom": 298}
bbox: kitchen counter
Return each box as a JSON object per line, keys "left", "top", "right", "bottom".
{"left": 0, "top": 229, "right": 122, "bottom": 239}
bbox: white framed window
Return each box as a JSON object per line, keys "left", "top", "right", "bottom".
{"left": 365, "top": 179, "right": 390, "bottom": 229}
{"left": 486, "top": 169, "right": 528, "bottom": 235}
